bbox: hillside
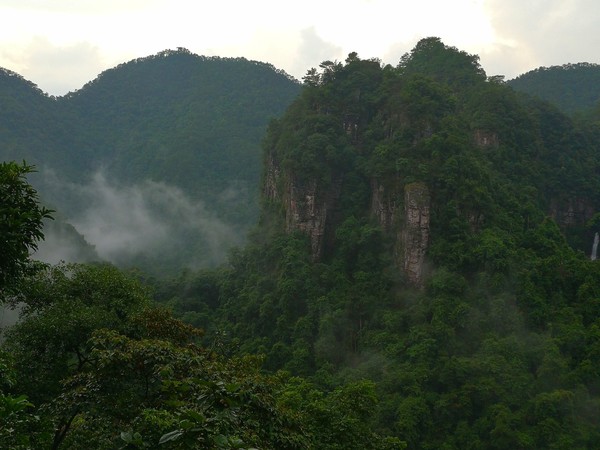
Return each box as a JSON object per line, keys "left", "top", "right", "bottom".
{"left": 158, "top": 38, "right": 600, "bottom": 447}
{"left": 3, "top": 38, "right": 600, "bottom": 448}
{"left": 0, "top": 50, "right": 301, "bottom": 274}
{"left": 508, "top": 62, "right": 600, "bottom": 114}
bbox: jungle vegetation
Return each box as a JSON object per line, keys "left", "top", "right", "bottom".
{"left": 2, "top": 38, "right": 600, "bottom": 448}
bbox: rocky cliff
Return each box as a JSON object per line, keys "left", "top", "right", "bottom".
{"left": 549, "top": 197, "right": 595, "bottom": 228}
{"left": 266, "top": 149, "right": 431, "bottom": 284}
{"left": 263, "top": 151, "right": 341, "bottom": 260}
{"left": 259, "top": 42, "right": 600, "bottom": 290}
{"left": 369, "top": 179, "right": 430, "bottom": 286}
{"left": 370, "top": 179, "right": 397, "bottom": 233}
{"left": 400, "top": 182, "right": 431, "bottom": 286}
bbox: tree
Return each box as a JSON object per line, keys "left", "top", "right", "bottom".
{"left": 4, "top": 263, "right": 151, "bottom": 404}
{"left": 48, "top": 329, "right": 310, "bottom": 449}
{"left": 398, "top": 37, "right": 486, "bottom": 89}
{"left": 0, "top": 161, "right": 54, "bottom": 448}
{"left": 0, "top": 161, "right": 52, "bottom": 294}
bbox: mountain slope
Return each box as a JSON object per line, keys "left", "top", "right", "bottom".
{"left": 63, "top": 49, "right": 299, "bottom": 204}
{"left": 508, "top": 63, "right": 600, "bottom": 114}
{"left": 0, "top": 50, "right": 301, "bottom": 274}
{"left": 187, "top": 38, "right": 600, "bottom": 448}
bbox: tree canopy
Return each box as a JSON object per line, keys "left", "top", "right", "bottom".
{"left": 0, "top": 50, "right": 301, "bottom": 275}
{"left": 0, "top": 161, "right": 52, "bottom": 294}
{"left": 158, "top": 38, "right": 600, "bottom": 448}
{"left": 3, "top": 38, "right": 600, "bottom": 448}
{"left": 508, "top": 62, "right": 600, "bottom": 115}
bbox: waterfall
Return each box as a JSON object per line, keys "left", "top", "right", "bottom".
{"left": 592, "top": 232, "right": 599, "bottom": 261}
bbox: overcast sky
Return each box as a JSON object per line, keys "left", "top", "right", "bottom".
{"left": 1, "top": 0, "right": 599, "bottom": 96}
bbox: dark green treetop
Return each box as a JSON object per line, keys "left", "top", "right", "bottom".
{"left": 0, "top": 161, "right": 52, "bottom": 294}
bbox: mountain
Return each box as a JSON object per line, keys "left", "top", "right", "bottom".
{"left": 508, "top": 62, "right": 600, "bottom": 114}
{"left": 0, "top": 49, "right": 301, "bottom": 274}
{"left": 4, "top": 38, "right": 600, "bottom": 448}
{"left": 165, "top": 38, "right": 600, "bottom": 447}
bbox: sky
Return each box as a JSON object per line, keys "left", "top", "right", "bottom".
{"left": 0, "top": 0, "right": 599, "bottom": 96}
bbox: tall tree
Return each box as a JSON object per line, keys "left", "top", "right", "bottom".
{"left": 0, "top": 161, "right": 52, "bottom": 296}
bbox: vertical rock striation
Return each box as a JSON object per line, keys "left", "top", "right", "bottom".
{"left": 263, "top": 150, "right": 341, "bottom": 260}
{"left": 369, "top": 179, "right": 431, "bottom": 287}
{"left": 286, "top": 178, "right": 327, "bottom": 259}
{"left": 370, "top": 179, "right": 397, "bottom": 233}
{"left": 400, "top": 182, "right": 431, "bottom": 286}
{"left": 549, "top": 197, "right": 594, "bottom": 228}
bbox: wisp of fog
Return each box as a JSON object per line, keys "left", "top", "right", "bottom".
{"left": 34, "top": 168, "right": 243, "bottom": 272}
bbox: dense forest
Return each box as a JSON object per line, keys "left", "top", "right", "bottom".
{"left": 508, "top": 62, "right": 600, "bottom": 115}
{"left": 3, "top": 38, "right": 600, "bottom": 448}
{"left": 0, "top": 49, "right": 300, "bottom": 274}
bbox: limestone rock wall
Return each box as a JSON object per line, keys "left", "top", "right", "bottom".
{"left": 370, "top": 179, "right": 397, "bottom": 233}
{"left": 400, "top": 182, "right": 431, "bottom": 286}
{"left": 286, "top": 178, "right": 325, "bottom": 259}
{"left": 268, "top": 148, "right": 432, "bottom": 284}
{"left": 264, "top": 150, "right": 340, "bottom": 260}
{"left": 370, "top": 178, "right": 431, "bottom": 287}
{"left": 549, "top": 197, "right": 595, "bottom": 228}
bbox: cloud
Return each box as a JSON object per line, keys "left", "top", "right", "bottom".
{"left": 0, "top": 305, "right": 22, "bottom": 335}
{"left": 34, "top": 219, "right": 100, "bottom": 265}
{"left": 291, "top": 27, "right": 345, "bottom": 77}
{"left": 0, "top": 37, "right": 107, "bottom": 95}
{"left": 2, "top": 0, "right": 599, "bottom": 100}
{"left": 69, "top": 173, "right": 169, "bottom": 260}
{"left": 25, "top": 38, "right": 107, "bottom": 94}
{"left": 483, "top": 0, "right": 600, "bottom": 77}
{"left": 37, "top": 169, "right": 243, "bottom": 273}
{"left": 1, "top": 0, "right": 159, "bottom": 14}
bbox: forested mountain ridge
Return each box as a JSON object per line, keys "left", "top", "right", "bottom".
{"left": 4, "top": 38, "right": 600, "bottom": 448}
{"left": 60, "top": 49, "right": 299, "bottom": 199}
{"left": 261, "top": 39, "right": 599, "bottom": 276}
{"left": 0, "top": 49, "right": 301, "bottom": 273}
{"left": 0, "top": 68, "right": 67, "bottom": 168}
{"left": 508, "top": 62, "right": 600, "bottom": 114}
{"left": 166, "top": 38, "right": 600, "bottom": 447}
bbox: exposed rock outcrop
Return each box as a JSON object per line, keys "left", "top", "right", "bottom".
{"left": 474, "top": 129, "right": 499, "bottom": 148}
{"left": 370, "top": 179, "right": 397, "bottom": 233}
{"left": 264, "top": 151, "right": 341, "bottom": 260}
{"left": 263, "top": 153, "right": 281, "bottom": 201}
{"left": 286, "top": 177, "right": 338, "bottom": 260}
{"left": 370, "top": 179, "right": 431, "bottom": 287}
{"left": 549, "top": 197, "right": 595, "bottom": 228}
{"left": 400, "top": 182, "right": 430, "bottom": 286}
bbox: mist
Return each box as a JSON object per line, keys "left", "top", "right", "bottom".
{"left": 35, "top": 169, "right": 245, "bottom": 274}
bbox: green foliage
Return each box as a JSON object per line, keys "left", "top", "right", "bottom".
{"left": 3, "top": 263, "right": 151, "bottom": 404}
{"left": 4, "top": 38, "right": 600, "bottom": 448}
{"left": 0, "top": 258, "right": 336, "bottom": 449}
{"left": 0, "top": 161, "right": 53, "bottom": 293}
{"left": 398, "top": 37, "right": 487, "bottom": 89}
{"left": 180, "top": 38, "right": 600, "bottom": 448}
{"left": 0, "top": 349, "right": 51, "bottom": 449}
{"left": 280, "top": 378, "right": 406, "bottom": 449}
{"left": 508, "top": 63, "right": 600, "bottom": 115}
{"left": 0, "top": 50, "right": 301, "bottom": 275}
{"left": 45, "top": 329, "right": 309, "bottom": 449}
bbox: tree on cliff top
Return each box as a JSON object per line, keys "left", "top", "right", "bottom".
{"left": 399, "top": 37, "right": 487, "bottom": 89}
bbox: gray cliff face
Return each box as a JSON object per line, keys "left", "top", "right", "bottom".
{"left": 474, "top": 129, "right": 499, "bottom": 148}
{"left": 400, "top": 182, "right": 431, "bottom": 286}
{"left": 286, "top": 178, "right": 329, "bottom": 259}
{"left": 263, "top": 153, "right": 281, "bottom": 201}
{"left": 267, "top": 148, "right": 431, "bottom": 284}
{"left": 264, "top": 151, "right": 340, "bottom": 260}
{"left": 370, "top": 179, "right": 431, "bottom": 287}
{"left": 370, "top": 179, "right": 397, "bottom": 233}
{"left": 549, "top": 197, "right": 595, "bottom": 228}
